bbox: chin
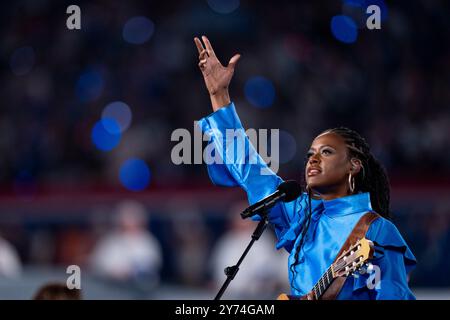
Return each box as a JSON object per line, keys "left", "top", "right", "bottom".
{"left": 306, "top": 177, "right": 324, "bottom": 189}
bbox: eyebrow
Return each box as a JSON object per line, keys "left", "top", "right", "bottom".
{"left": 307, "top": 145, "right": 336, "bottom": 152}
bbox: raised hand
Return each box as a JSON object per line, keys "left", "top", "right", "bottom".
{"left": 194, "top": 35, "right": 240, "bottom": 111}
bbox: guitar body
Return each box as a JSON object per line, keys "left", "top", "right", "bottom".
{"left": 277, "top": 276, "right": 347, "bottom": 300}
{"left": 276, "top": 292, "right": 314, "bottom": 300}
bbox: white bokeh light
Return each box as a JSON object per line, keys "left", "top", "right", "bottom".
{"left": 101, "top": 101, "right": 133, "bottom": 133}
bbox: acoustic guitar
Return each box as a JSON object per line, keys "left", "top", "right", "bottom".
{"left": 277, "top": 237, "right": 375, "bottom": 300}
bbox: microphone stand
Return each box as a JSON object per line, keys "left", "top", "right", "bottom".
{"left": 214, "top": 206, "right": 270, "bottom": 300}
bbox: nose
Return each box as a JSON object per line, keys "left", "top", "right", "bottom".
{"left": 308, "top": 153, "right": 321, "bottom": 166}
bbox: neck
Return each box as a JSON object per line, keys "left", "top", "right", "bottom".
{"left": 310, "top": 190, "right": 352, "bottom": 201}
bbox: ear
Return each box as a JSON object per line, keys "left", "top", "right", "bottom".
{"left": 349, "top": 158, "right": 362, "bottom": 175}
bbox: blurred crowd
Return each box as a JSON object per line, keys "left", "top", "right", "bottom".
{"left": 0, "top": 197, "right": 450, "bottom": 299}
{"left": 0, "top": 198, "right": 291, "bottom": 299}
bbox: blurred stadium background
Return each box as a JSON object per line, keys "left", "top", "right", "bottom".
{"left": 0, "top": 0, "right": 449, "bottom": 299}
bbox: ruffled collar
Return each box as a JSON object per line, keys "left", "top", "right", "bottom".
{"left": 275, "top": 192, "right": 373, "bottom": 251}
{"left": 309, "top": 192, "right": 373, "bottom": 217}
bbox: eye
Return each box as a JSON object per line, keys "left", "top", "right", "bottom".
{"left": 322, "top": 149, "right": 332, "bottom": 155}
{"left": 306, "top": 151, "right": 314, "bottom": 159}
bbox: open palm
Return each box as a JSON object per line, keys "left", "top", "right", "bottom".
{"left": 194, "top": 36, "right": 240, "bottom": 96}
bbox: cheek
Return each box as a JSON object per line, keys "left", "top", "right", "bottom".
{"left": 322, "top": 157, "right": 349, "bottom": 177}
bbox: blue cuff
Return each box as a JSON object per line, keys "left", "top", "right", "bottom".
{"left": 197, "top": 102, "right": 242, "bottom": 134}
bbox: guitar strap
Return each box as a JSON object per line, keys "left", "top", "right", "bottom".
{"left": 320, "top": 211, "right": 380, "bottom": 300}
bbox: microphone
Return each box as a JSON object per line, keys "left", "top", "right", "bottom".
{"left": 240, "top": 180, "right": 302, "bottom": 219}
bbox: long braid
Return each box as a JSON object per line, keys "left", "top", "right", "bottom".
{"left": 288, "top": 126, "right": 391, "bottom": 294}
{"left": 289, "top": 187, "right": 313, "bottom": 294}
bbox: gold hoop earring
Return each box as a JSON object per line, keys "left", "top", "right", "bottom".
{"left": 348, "top": 173, "right": 355, "bottom": 194}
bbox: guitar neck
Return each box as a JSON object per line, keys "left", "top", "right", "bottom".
{"left": 311, "top": 264, "right": 336, "bottom": 299}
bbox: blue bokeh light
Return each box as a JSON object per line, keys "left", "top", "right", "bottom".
{"left": 101, "top": 101, "right": 133, "bottom": 133}
{"left": 343, "top": 0, "right": 365, "bottom": 5}
{"left": 119, "top": 158, "right": 151, "bottom": 191}
{"left": 10, "top": 46, "right": 35, "bottom": 76}
{"left": 343, "top": 0, "right": 388, "bottom": 23}
{"left": 123, "top": 16, "right": 155, "bottom": 45}
{"left": 76, "top": 68, "right": 104, "bottom": 103}
{"left": 330, "top": 15, "right": 358, "bottom": 44}
{"left": 278, "top": 130, "right": 297, "bottom": 164}
{"left": 244, "top": 76, "right": 276, "bottom": 108}
{"left": 91, "top": 118, "right": 121, "bottom": 151}
{"left": 342, "top": 0, "right": 366, "bottom": 28}
{"left": 207, "top": 0, "right": 240, "bottom": 14}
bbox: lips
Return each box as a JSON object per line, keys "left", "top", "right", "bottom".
{"left": 307, "top": 167, "right": 322, "bottom": 176}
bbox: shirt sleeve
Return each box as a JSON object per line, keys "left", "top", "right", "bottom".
{"left": 368, "top": 247, "right": 416, "bottom": 300}
{"left": 350, "top": 217, "right": 417, "bottom": 300}
{"left": 196, "top": 102, "right": 305, "bottom": 243}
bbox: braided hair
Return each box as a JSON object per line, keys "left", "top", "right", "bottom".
{"left": 322, "top": 126, "right": 391, "bottom": 219}
{"left": 289, "top": 126, "right": 391, "bottom": 293}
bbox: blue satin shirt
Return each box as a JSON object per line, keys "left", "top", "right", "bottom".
{"left": 197, "top": 102, "right": 417, "bottom": 300}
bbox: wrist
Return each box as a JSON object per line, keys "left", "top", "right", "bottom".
{"left": 210, "top": 91, "right": 231, "bottom": 111}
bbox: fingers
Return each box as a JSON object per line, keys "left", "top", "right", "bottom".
{"left": 199, "top": 49, "right": 208, "bottom": 61}
{"left": 202, "top": 35, "right": 216, "bottom": 57}
{"left": 198, "top": 48, "right": 208, "bottom": 70}
{"left": 199, "top": 57, "right": 207, "bottom": 66}
{"left": 194, "top": 37, "right": 204, "bottom": 55}
{"left": 228, "top": 54, "right": 241, "bottom": 70}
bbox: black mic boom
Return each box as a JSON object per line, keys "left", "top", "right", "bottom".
{"left": 240, "top": 180, "right": 302, "bottom": 219}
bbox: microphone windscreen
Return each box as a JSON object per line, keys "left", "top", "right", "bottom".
{"left": 277, "top": 180, "right": 302, "bottom": 202}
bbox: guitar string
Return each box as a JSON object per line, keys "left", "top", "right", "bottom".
{"left": 313, "top": 266, "right": 333, "bottom": 298}
{"left": 312, "top": 244, "right": 368, "bottom": 299}
{"left": 313, "top": 254, "right": 366, "bottom": 299}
